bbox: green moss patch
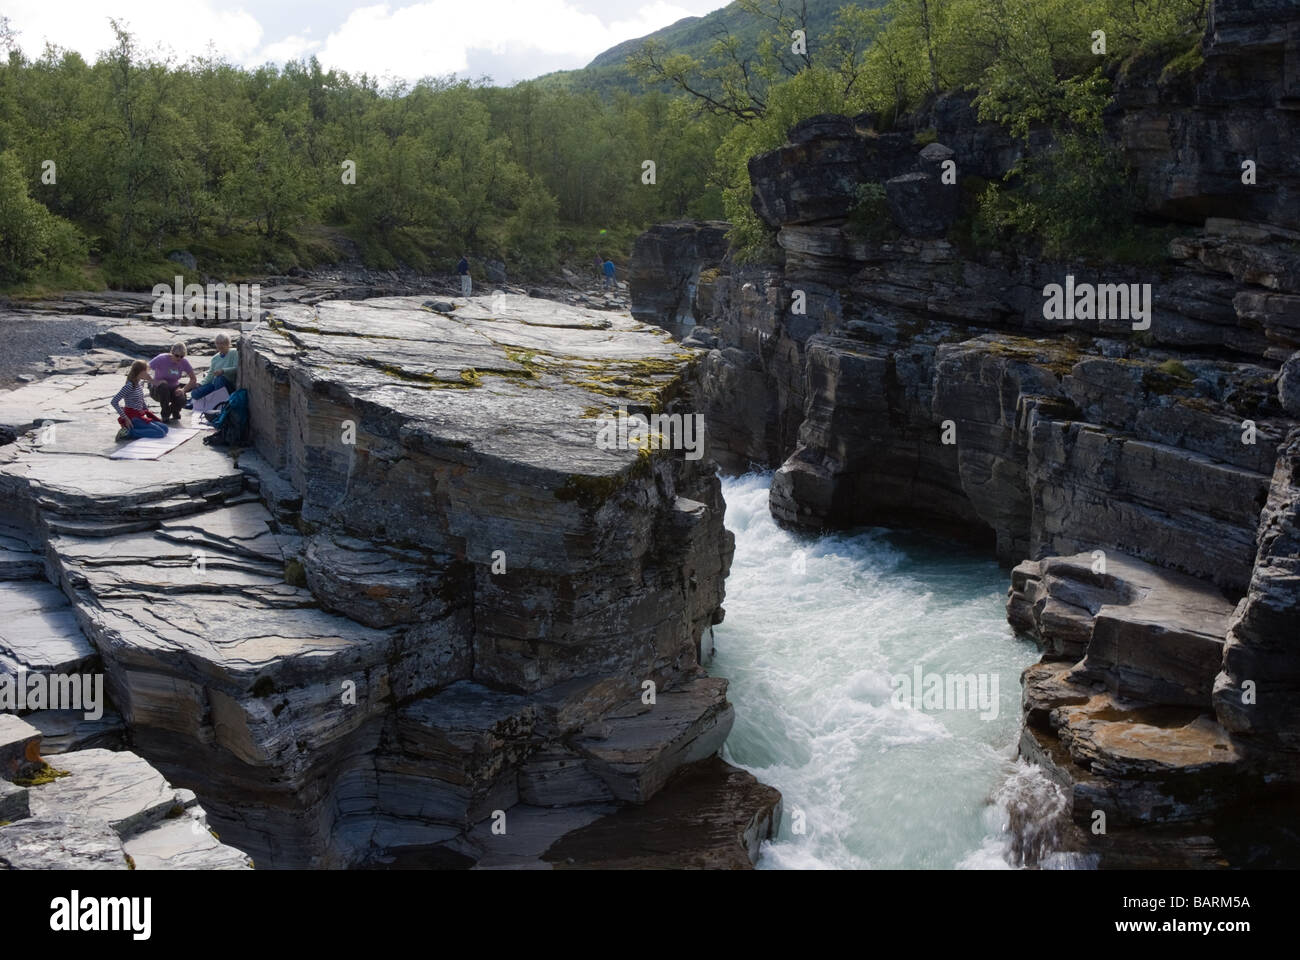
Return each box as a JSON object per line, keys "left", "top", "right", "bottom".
{"left": 1156, "top": 359, "right": 1195, "bottom": 381}
{"left": 14, "top": 763, "right": 72, "bottom": 787}
{"left": 555, "top": 472, "right": 628, "bottom": 509}
{"left": 1143, "top": 358, "right": 1197, "bottom": 395}
{"left": 284, "top": 558, "right": 308, "bottom": 587}
{"left": 981, "top": 338, "right": 1082, "bottom": 378}
{"left": 362, "top": 358, "right": 478, "bottom": 389}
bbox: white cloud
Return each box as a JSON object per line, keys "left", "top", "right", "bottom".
{"left": 256, "top": 33, "right": 322, "bottom": 67}
{"left": 4, "top": 0, "right": 716, "bottom": 81}
{"left": 307, "top": 0, "right": 701, "bottom": 80}
{"left": 4, "top": 0, "right": 264, "bottom": 64}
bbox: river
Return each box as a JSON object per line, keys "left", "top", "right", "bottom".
{"left": 712, "top": 472, "right": 1077, "bottom": 869}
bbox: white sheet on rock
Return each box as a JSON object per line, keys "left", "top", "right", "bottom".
{"left": 109, "top": 418, "right": 211, "bottom": 460}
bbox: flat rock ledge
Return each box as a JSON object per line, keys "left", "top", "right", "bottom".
{"left": 0, "top": 293, "right": 780, "bottom": 869}
{"left": 1008, "top": 543, "right": 1300, "bottom": 867}
{"left": 0, "top": 715, "right": 251, "bottom": 869}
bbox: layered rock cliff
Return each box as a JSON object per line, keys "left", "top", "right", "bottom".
{"left": 632, "top": 0, "right": 1298, "bottom": 865}
{"left": 0, "top": 295, "right": 780, "bottom": 868}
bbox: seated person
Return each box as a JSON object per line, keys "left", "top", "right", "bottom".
{"left": 111, "top": 361, "right": 169, "bottom": 439}
{"left": 188, "top": 333, "right": 238, "bottom": 405}
{"left": 148, "top": 342, "right": 197, "bottom": 421}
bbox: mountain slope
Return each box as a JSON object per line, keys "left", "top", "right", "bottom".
{"left": 536, "top": 0, "right": 879, "bottom": 96}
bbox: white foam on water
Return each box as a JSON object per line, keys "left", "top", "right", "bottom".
{"left": 712, "top": 472, "right": 1060, "bottom": 870}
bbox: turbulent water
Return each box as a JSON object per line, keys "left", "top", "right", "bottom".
{"left": 712, "top": 473, "right": 1068, "bottom": 870}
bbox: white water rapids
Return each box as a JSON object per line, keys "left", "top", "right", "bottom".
{"left": 711, "top": 473, "right": 1083, "bottom": 869}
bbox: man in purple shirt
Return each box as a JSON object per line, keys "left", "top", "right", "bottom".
{"left": 148, "top": 342, "right": 198, "bottom": 421}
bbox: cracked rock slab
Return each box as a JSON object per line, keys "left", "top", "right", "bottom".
{"left": 0, "top": 580, "right": 98, "bottom": 675}
{"left": 27, "top": 749, "right": 182, "bottom": 838}
{"left": 123, "top": 813, "right": 254, "bottom": 870}
{"left": 0, "top": 816, "right": 129, "bottom": 869}
{"left": 1, "top": 747, "right": 253, "bottom": 869}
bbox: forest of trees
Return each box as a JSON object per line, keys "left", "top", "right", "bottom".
{"left": 0, "top": 17, "right": 727, "bottom": 289}
{"left": 0, "top": 0, "right": 1210, "bottom": 291}
{"left": 630, "top": 0, "right": 1210, "bottom": 258}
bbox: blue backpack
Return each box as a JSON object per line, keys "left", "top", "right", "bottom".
{"left": 204, "top": 388, "right": 250, "bottom": 447}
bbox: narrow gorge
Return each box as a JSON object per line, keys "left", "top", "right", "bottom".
{"left": 630, "top": 0, "right": 1299, "bottom": 868}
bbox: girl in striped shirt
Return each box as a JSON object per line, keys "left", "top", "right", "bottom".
{"left": 111, "top": 361, "right": 169, "bottom": 440}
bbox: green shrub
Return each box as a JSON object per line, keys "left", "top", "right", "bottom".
{"left": 1160, "top": 42, "right": 1205, "bottom": 84}
{"left": 101, "top": 254, "right": 195, "bottom": 291}
{"left": 845, "top": 182, "right": 896, "bottom": 242}
{"left": 0, "top": 151, "right": 88, "bottom": 284}
{"left": 503, "top": 181, "right": 560, "bottom": 275}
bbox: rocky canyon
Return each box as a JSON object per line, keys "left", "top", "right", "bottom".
{"left": 629, "top": 0, "right": 1299, "bottom": 867}
{"left": 1, "top": 0, "right": 1296, "bottom": 874}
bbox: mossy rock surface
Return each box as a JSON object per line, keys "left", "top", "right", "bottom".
{"left": 13, "top": 762, "right": 72, "bottom": 787}
{"left": 245, "top": 293, "right": 702, "bottom": 524}
{"left": 284, "top": 558, "right": 308, "bottom": 587}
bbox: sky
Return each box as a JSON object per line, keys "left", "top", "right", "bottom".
{"left": 1, "top": 0, "right": 727, "bottom": 85}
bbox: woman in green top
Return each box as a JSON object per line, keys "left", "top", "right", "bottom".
{"left": 189, "top": 333, "right": 238, "bottom": 402}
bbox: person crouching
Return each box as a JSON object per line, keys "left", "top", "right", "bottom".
{"left": 148, "top": 342, "right": 197, "bottom": 421}
{"left": 111, "top": 361, "right": 169, "bottom": 439}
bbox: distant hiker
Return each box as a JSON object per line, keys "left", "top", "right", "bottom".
{"left": 602, "top": 257, "right": 616, "bottom": 291}
{"left": 457, "top": 255, "right": 471, "bottom": 297}
{"left": 593, "top": 255, "right": 604, "bottom": 282}
{"left": 188, "top": 334, "right": 238, "bottom": 406}
{"left": 111, "top": 361, "right": 168, "bottom": 440}
{"left": 148, "top": 342, "right": 197, "bottom": 422}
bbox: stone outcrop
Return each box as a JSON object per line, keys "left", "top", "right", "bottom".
{"left": 1213, "top": 427, "right": 1300, "bottom": 762}
{"left": 0, "top": 294, "right": 780, "bottom": 869}
{"left": 1007, "top": 550, "right": 1297, "bottom": 865}
{"left": 1009, "top": 553, "right": 1237, "bottom": 705}
{"left": 1009, "top": 557, "right": 1242, "bottom": 819}
{"left": 0, "top": 714, "right": 251, "bottom": 869}
{"left": 629, "top": 221, "right": 730, "bottom": 341}
{"left": 244, "top": 296, "right": 731, "bottom": 692}
{"left": 1113, "top": 0, "right": 1300, "bottom": 230}
{"left": 629, "top": 0, "right": 1300, "bottom": 866}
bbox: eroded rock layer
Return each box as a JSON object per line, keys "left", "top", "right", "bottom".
{"left": 0, "top": 295, "right": 779, "bottom": 869}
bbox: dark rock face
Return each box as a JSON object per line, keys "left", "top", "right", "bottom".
{"left": 884, "top": 172, "right": 958, "bottom": 239}
{"left": 1214, "top": 427, "right": 1300, "bottom": 761}
{"left": 628, "top": 0, "right": 1300, "bottom": 866}
{"left": 1113, "top": 0, "right": 1300, "bottom": 229}
{"left": 542, "top": 755, "right": 782, "bottom": 869}
{"left": 1278, "top": 352, "right": 1300, "bottom": 415}
{"left": 629, "top": 221, "right": 730, "bottom": 341}
{"left": 697, "top": 264, "right": 804, "bottom": 472}
{"left": 748, "top": 114, "right": 917, "bottom": 231}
